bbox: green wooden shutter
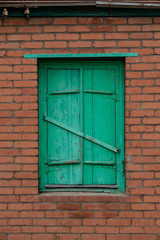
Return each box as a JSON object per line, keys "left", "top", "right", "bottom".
{"left": 39, "top": 60, "right": 124, "bottom": 192}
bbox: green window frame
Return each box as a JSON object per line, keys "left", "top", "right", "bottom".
{"left": 39, "top": 58, "right": 125, "bottom": 193}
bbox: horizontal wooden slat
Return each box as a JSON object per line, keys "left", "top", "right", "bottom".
{"left": 46, "top": 184, "right": 118, "bottom": 188}
{"left": 84, "top": 90, "right": 114, "bottom": 95}
{"left": 49, "top": 90, "right": 80, "bottom": 95}
{"left": 45, "top": 160, "right": 81, "bottom": 165}
{"left": 84, "top": 161, "right": 115, "bottom": 165}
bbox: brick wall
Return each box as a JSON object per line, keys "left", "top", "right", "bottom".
{"left": 0, "top": 16, "right": 160, "bottom": 240}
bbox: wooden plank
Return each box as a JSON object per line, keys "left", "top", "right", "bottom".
{"left": 25, "top": 53, "right": 138, "bottom": 59}
{"left": 43, "top": 115, "right": 119, "bottom": 153}
{"left": 83, "top": 66, "right": 117, "bottom": 185}
{"left": 46, "top": 160, "right": 81, "bottom": 165}
{"left": 84, "top": 90, "right": 114, "bottom": 94}
{"left": 47, "top": 68, "right": 81, "bottom": 185}
{"left": 49, "top": 90, "right": 80, "bottom": 95}
{"left": 84, "top": 161, "right": 115, "bottom": 165}
{"left": 46, "top": 184, "right": 118, "bottom": 189}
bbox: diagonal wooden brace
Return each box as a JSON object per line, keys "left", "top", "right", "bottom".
{"left": 43, "top": 115, "right": 119, "bottom": 153}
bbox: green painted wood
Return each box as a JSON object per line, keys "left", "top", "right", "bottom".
{"left": 46, "top": 160, "right": 81, "bottom": 165}
{"left": 83, "top": 66, "right": 117, "bottom": 185}
{"left": 39, "top": 60, "right": 125, "bottom": 192}
{"left": 84, "top": 90, "right": 113, "bottom": 95}
{"left": 84, "top": 161, "right": 115, "bottom": 165}
{"left": 25, "top": 53, "right": 138, "bottom": 59}
{"left": 4, "top": 6, "right": 160, "bottom": 17}
{"left": 45, "top": 184, "right": 118, "bottom": 189}
{"left": 49, "top": 90, "right": 80, "bottom": 95}
{"left": 47, "top": 68, "right": 81, "bottom": 185}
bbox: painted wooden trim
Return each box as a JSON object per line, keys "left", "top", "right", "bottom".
{"left": 39, "top": 60, "right": 125, "bottom": 193}
{"left": 24, "top": 53, "right": 138, "bottom": 59}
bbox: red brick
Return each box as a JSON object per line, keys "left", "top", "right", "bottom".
{"left": 81, "top": 33, "right": 104, "bottom": 40}
{"left": 82, "top": 219, "right": 106, "bottom": 226}
{"left": 145, "top": 227, "right": 160, "bottom": 233}
{"left": 0, "top": 26, "right": 16, "bottom": 33}
{"left": 130, "top": 125, "right": 153, "bottom": 132}
{"left": 118, "top": 41, "right": 141, "bottom": 47}
{"left": 45, "top": 41, "right": 67, "bottom": 48}
{"left": 69, "top": 196, "right": 93, "bottom": 202}
{"left": 8, "top": 235, "right": 31, "bottom": 240}
{"left": 32, "top": 235, "right": 56, "bottom": 240}
{"left": 96, "top": 226, "right": 119, "bottom": 233}
{"left": 46, "top": 211, "right": 69, "bottom": 218}
{"left": 120, "top": 227, "right": 143, "bottom": 233}
{"left": 57, "top": 219, "right": 81, "bottom": 226}
{"left": 71, "top": 226, "right": 94, "bottom": 233}
{"left": 21, "top": 211, "right": 44, "bottom": 218}
{"left": 117, "top": 25, "right": 141, "bottom": 31}
{"left": 70, "top": 211, "right": 93, "bottom": 218}
{"left": 15, "top": 172, "right": 38, "bottom": 179}
{"left": 47, "top": 227, "right": 70, "bottom": 233}
{"left": 54, "top": 18, "right": 77, "bottom": 24}
{"left": 132, "top": 235, "right": 155, "bottom": 240}
{"left": 8, "top": 34, "right": 31, "bottom": 41}
{"left": 105, "top": 33, "right": 128, "bottom": 39}
{"left": 21, "top": 42, "right": 43, "bottom": 49}
{"left": 130, "top": 32, "right": 153, "bottom": 39}
{"left": 44, "top": 26, "right": 66, "bottom": 32}
{"left": 93, "top": 41, "right": 116, "bottom": 48}
{"left": 132, "top": 204, "right": 155, "bottom": 210}
{"left": 33, "top": 219, "right": 56, "bottom": 226}
{"left": 18, "top": 26, "right": 42, "bottom": 33}
{"left": 8, "top": 219, "right": 32, "bottom": 226}
{"left": 82, "top": 203, "right": 105, "bottom": 210}
{"left": 144, "top": 196, "right": 160, "bottom": 202}
{"left": 82, "top": 235, "right": 105, "bottom": 240}
{"left": 79, "top": 17, "right": 103, "bottom": 24}
{"left": 108, "top": 235, "right": 130, "bottom": 240}
{"left": 107, "top": 219, "right": 130, "bottom": 226}
{"left": 129, "top": 17, "right": 152, "bottom": 24}
{"left": 93, "top": 26, "right": 116, "bottom": 32}
{"left": 119, "top": 211, "right": 143, "bottom": 218}
{"left": 22, "top": 226, "right": 45, "bottom": 233}
{"left": 130, "top": 110, "right": 153, "bottom": 117}
{"left": 58, "top": 203, "right": 81, "bottom": 210}
{"left": 28, "top": 18, "right": 52, "bottom": 25}
{"left": 103, "top": 17, "right": 127, "bottom": 24}
{"left": 68, "top": 26, "right": 91, "bottom": 32}
{"left": 0, "top": 227, "right": 20, "bottom": 233}
{"left": 33, "top": 203, "right": 56, "bottom": 210}
{"left": 56, "top": 33, "right": 79, "bottom": 40}
{"left": 95, "top": 211, "right": 118, "bottom": 218}
{"left": 69, "top": 41, "right": 92, "bottom": 48}
{"left": 58, "top": 235, "right": 80, "bottom": 240}
{"left": 142, "top": 24, "right": 160, "bottom": 31}
{"left": 107, "top": 203, "right": 130, "bottom": 210}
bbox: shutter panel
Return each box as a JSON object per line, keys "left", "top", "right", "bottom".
{"left": 39, "top": 60, "right": 124, "bottom": 191}
{"left": 83, "top": 66, "right": 116, "bottom": 185}
{"left": 46, "top": 68, "right": 81, "bottom": 185}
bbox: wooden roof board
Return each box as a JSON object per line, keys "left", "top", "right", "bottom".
{"left": 1, "top": 0, "right": 160, "bottom": 8}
